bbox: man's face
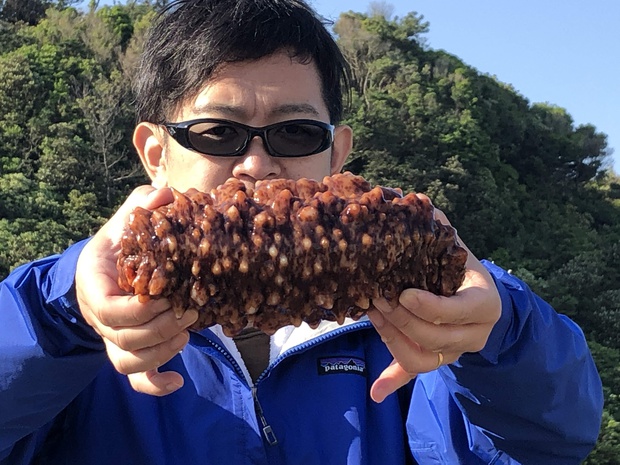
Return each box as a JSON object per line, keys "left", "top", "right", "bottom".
{"left": 134, "top": 51, "right": 352, "bottom": 193}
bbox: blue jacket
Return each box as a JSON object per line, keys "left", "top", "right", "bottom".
{"left": 0, "top": 241, "right": 603, "bottom": 464}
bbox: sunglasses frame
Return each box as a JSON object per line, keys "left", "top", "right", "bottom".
{"left": 163, "top": 118, "right": 335, "bottom": 158}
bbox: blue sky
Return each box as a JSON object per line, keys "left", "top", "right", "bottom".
{"left": 89, "top": 1, "right": 619, "bottom": 171}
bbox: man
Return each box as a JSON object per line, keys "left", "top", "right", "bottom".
{"left": 0, "top": 0, "right": 603, "bottom": 463}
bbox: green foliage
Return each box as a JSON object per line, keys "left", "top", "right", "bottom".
{"left": 0, "top": 1, "right": 147, "bottom": 278}
{"left": 63, "top": 189, "right": 107, "bottom": 236}
{"left": 584, "top": 342, "right": 620, "bottom": 462}
{"left": 0, "top": 0, "right": 51, "bottom": 25}
{"left": 0, "top": 218, "right": 70, "bottom": 269}
{"left": 586, "top": 410, "right": 620, "bottom": 465}
{"left": 97, "top": 5, "right": 133, "bottom": 49}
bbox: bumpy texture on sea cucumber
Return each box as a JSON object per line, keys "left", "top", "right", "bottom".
{"left": 117, "top": 172, "right": 468, "bottom": 336}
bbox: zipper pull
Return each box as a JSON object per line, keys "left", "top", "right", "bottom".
{"left": 252, "top": 386, "right": 278, "bottom": 445}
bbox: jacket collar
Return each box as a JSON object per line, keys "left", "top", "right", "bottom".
{"left": 204, "top": 316, "right": 370, "bottom": 385}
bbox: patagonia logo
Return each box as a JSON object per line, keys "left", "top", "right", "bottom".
{"left": 318, "top": 357, "right": 367, "bottom": 377}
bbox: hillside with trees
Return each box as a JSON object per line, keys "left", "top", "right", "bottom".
{"left": 1, "top": 1, "right": 619, "bottom": 461}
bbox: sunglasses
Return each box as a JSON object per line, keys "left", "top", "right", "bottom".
{"left": 163, "top": 118, "right": 335, "bottom": 158}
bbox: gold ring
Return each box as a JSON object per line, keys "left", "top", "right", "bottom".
{"left": 436, "top": 351, "right": 444, "bottom": 369}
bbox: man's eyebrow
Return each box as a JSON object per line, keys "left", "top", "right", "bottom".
{"left": 191, "top": 103, "right": 321, "bottom": 118}
{"left": 191, "top": 103, "right": 245, "bottom": 117}
{"left": 270, "top": 103, "right": 321, "bottom": 117}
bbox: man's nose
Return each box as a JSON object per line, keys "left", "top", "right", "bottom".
{"left": 232, "top": 136, "right": 281, "bottom": 182}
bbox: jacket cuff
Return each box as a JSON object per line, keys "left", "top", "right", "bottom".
{"left": 46, "top": 238, "right": 103, "bottom": 347}
{"left": 465, "top": 260, "right": 519, "bottom": 364}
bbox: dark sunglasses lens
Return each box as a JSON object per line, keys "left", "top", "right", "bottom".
{"left": 187, "top": 122, "right": 246, "bottom": 155}
{"left": 268, "top": 122, "right": 329, "bottom": 156}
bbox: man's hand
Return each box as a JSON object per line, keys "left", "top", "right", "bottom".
{"left": 367, "top": 205, "right": 501, "bottom": 403}
{"left": 76, "top": 186, "right": 198, "bottom": 396}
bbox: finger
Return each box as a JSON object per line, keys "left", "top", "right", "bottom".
{"left": 105, "top": 330, "right": 190, "bottom": 375}
{"left": 87, "top": 294, "right": 173, "bottom": 329}
{"left": 142, "top": 187, "right": 175, "bottom": 211}
{"left": 373, "top": 298, "right": 471, "bottom": 353}
{"left": 398, "top": 285, "right": 499, "bottom": 327}
{"left": 104, "top": 309, "right": 198, "bottom": 352}
{"left": 367, "top": 309, "right": 440, "bottom": 372}
{"left": 370, "top": 360, "right": 414, "bottom": 403}
{"left": 109, "top": 186, "right": 174, "bottom": 232}
{"left": 128, "top": 369, "right": 185, "bottom": 397}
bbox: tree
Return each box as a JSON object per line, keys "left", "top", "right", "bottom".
{"left": 0, "top": 0, "right": 51, "bottom": 25}
{"left": 76, "top": 68, "right": 143, "bottom": 207}
{"left": 0, "top": 1, "right": 148, "bottom": 278}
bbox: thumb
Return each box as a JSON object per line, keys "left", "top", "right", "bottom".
{"left": 370, "top": 360, "right": 416, "bottom": 403}
{"left": 128, "top": 369, "right": 185, "bottom": 397}
{"left": 115, "top": 185, "right": 174, "bottom": 220}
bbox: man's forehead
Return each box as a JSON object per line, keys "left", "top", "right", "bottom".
{"left": 170, "top": 52, "right": 327, "bottom": 120}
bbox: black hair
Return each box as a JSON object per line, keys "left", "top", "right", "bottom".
{"left": 134, "top": 0, "right": 350, "bottom": 125}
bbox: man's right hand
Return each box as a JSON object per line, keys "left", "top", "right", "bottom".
{"left": 75, "top": 186, "right": 198, "bottom": 396}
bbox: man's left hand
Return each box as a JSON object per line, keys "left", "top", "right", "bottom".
{"left": 367, "top": 209, "right": 501, "bottom": 403}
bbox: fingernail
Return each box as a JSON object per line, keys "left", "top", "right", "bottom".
{"left": 399, "top": 288, "right": 419, "bottom": 306}
{"left": 371, "top": 385, "right": 386, "bottom": 403}
{"left": 166, "top": 380, "right": 183, "bottom": 391}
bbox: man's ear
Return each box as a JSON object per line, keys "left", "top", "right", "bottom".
{"left": 133, "top": 122, "right": 168, "bottom": 188}
{"left": 330, "top": 124, "right": 353, "bottom": 174}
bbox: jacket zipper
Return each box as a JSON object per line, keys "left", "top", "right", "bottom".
{"left": 252, "top": 385, "right": 278, "bottom": 445}
{"left": 196, "top": 335, "right": 281, "bottom": 446}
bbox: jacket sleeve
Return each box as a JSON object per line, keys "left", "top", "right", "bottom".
{"left": 0, "top": 240, "right": 107, "bottom": 461}
{"left": 411, "top": 260, "right": 603, "bottom": 464}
